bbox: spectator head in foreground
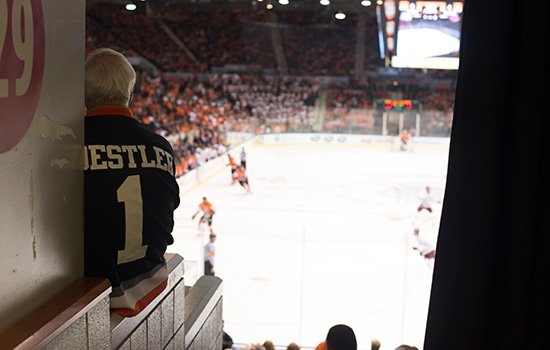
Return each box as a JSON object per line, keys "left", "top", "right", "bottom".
{"left": 287, "top": 342, "right": 300, "bottom": 350}
{"left": 263, "top": 340, "right": 275, "bottom": 350}
{"left": 325, "top": 324, "right": 357, "bottom": 350}
{"left": 85, "top": 47, "right": 136, "bottom": 110}
{"left": 394, "top": 345, "right": 419, "bottom": 350}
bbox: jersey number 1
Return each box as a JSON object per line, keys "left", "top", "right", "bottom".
{"left": 117, "top": 175, "right": 148, "bottom": 264}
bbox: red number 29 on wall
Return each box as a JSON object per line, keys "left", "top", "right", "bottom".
{"left": 0, "top": 0, "right": 45, "bottom": 153}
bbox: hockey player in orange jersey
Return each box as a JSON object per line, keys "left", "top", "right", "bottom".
{"left": 233, "top": 165, "right": 251, "bottom": 192}
{"left": 228, "top": 154, "right": 238, "bottom": 184}
{"left": 192, "top": 197, "right": 216, "bottom": 234}
{"left": 400, "top": 129, "right": 410, "bottom": 151}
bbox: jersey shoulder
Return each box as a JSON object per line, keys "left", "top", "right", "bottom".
{"left": 86, "top": 115, "right": 174, "bottom": 153}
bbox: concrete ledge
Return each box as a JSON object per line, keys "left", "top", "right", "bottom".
{"left": 184, "top": 276, "right": 223, "bottom": 348}
{"left": 0, "top": 278, "right": 111, "bottom": 350}
{"left": 110, "top": 253, "right": 184, "bottom": 350}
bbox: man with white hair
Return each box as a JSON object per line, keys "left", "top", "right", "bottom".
{"left": 84, "top": 48, "right": 180, "bottom": 317}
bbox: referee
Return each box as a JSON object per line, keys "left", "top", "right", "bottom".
{"left": 240, "top": 147, "right": 247, "bottom": 169}
{"left": 204, "top": 234, "right": 216, "bottom": 275}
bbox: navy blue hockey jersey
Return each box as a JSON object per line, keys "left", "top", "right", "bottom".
{"left": 84, "top": 106, "right": 180, "bottom": 317}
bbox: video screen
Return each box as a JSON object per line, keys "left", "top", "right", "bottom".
{"left": 377, "top": 4, "right": 386, "bottom": 59}
{"left": 393, "top": 1, "right": 463, "bottom": 69}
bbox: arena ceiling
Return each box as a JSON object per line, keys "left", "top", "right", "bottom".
{"left": 87, "top": 0, "right": 377, "bottom": 13}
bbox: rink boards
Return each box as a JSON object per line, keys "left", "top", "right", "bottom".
{"left": 179, "top": 133, "right": 450, "bottom": 195}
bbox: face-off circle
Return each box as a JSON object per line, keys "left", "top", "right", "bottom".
{"left": 0, "top": 0, "right": 45, "bottom": 153}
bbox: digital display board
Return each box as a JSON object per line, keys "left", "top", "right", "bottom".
{"left": 376, "top": 0, "right": 397, "bottom": 62}
{"left": 389, "top": 1, "right": 463, "bottom": 70}
{"left": 376, "top": 4, "right": 386, "bottom": 59}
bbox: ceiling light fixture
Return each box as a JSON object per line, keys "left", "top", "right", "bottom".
{"left": 335, "top": 11, "right": 346, "bottom": 19}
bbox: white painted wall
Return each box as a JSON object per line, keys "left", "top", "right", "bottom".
{"left": 0, "top": 0, "right": 84, "bottom": 332}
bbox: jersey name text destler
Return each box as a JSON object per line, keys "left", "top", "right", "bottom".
{"left": 83, "top": 144, "right": 175, "bottom": 176}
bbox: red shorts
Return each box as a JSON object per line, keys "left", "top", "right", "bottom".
{"left": 417, "top": 205, "right": 433, "bottom": 213}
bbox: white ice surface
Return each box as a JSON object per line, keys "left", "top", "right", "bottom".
{"left": 169, "top": 144, "right": 449, "bottom": 350}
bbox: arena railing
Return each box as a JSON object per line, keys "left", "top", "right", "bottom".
{"left": 0, "top": 277, "right": 111, "bottom": 349}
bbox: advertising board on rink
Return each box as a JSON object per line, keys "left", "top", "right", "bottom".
{"left": 252, "top": 132, "right": 450, "bottom": 149}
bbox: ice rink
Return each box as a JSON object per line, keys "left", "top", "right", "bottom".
{"left": 169, "top": 142, "right": 449, "bottom": 350}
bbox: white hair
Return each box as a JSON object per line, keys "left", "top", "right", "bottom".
{"left": 85, "top": 48, "right": 136, "bottom": 109}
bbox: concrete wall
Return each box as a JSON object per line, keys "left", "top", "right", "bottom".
{"left": 43, "top": 295, "right": 111, "bottom": 350}
{"left": 0, "top": 0, "right": 85, "bottom": 332}
{"left": 4, "top": 255, "right": 224, "bottom": 350}
{"left": 185, "top": 298, "right": 223, "bottom": 350}
{"left": 184, "top": 276, "right": 224, "bottom": 350}
{"left": 113, "top": 280, "right": 186, "bottom": 350}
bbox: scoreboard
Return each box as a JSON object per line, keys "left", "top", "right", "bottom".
{"left": 377, "top": 0, "right": 463, "bottom": 70}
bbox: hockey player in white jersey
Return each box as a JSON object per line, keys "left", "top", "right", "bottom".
{"left": 412, "top": 210, "right": 437, "bottom": 268}
{"left": 417, "top": 186, "right": 440, "bottom": 213}
{"left": 413, "top": 227, "right": 436, "bottom": 268}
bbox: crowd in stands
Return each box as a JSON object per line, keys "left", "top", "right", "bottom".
{"left": 222, "top": 323, "right": 420, "bottom": 350}
{"left": 326, "top": 73, "right": 456, "bottom": 112}
{"left": 220, "top": 74, "right": 319, "bottom": 132}
{"left": 86, "top": 3, "right": 457, "bottom": 172}
{"left": 324, "top": 74, "right": 456, "bottom": 135}
{"left": 130, "top": 71, "right": 319, "bottom": 177}
{"left": 86, "top": 17, "right": 127, "bottom": 58}
{"left": 278, "top": 12, "right": 359, "bottom": 76}
{"left": 276, "top": 11, "right": 381, "bottom": 75}
{"left": 86, "top": 3, "right": 382, "bottom": 76}
{"left": 87, "top": 4, "right": 203, "bottom": 72}
{"left": 162, "top": 8, "right": 278, "bottom": 70}
{"left": 84, "top": 3, "right": 457, "bottom": 347}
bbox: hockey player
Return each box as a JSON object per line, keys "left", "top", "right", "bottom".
{"left": 417, "top": 186, "right": 439, "bottom": 213}
{"left": 412, "top": 209, "right": 437, "bottom": 268}
{"left": 400, "top": 129, "right": 410, "bottom": 151}
{"left": 233, "top": 165, "right": 251, "bottom": 192}
{"left": 204, "top": 234, "right": 216, "bottom": 276}
{"left": 413, "top": 228, "right": 436, "bottom": 268}
{"left": 192, "top": 197, "right": 216, "bottom": 234}
{"left": 240, "top": 147, "right": 247, "bottom": 169}
{"left": 228, "top": 154, "right": 238, "bottom": 184}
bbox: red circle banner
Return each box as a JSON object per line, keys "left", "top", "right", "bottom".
{"left": 0, "top": 0, "right": 45, "bottom": 153}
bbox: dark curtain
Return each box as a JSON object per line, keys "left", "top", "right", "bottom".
{"left": 424, "top": 0, "right": 549, "bottom": 349}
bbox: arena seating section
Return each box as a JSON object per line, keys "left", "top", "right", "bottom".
{"left": 80, "top": 4, "right": 460, "bottom": 348}
{"left": 86, "top": 3, "right": 456, "bottom": 180}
